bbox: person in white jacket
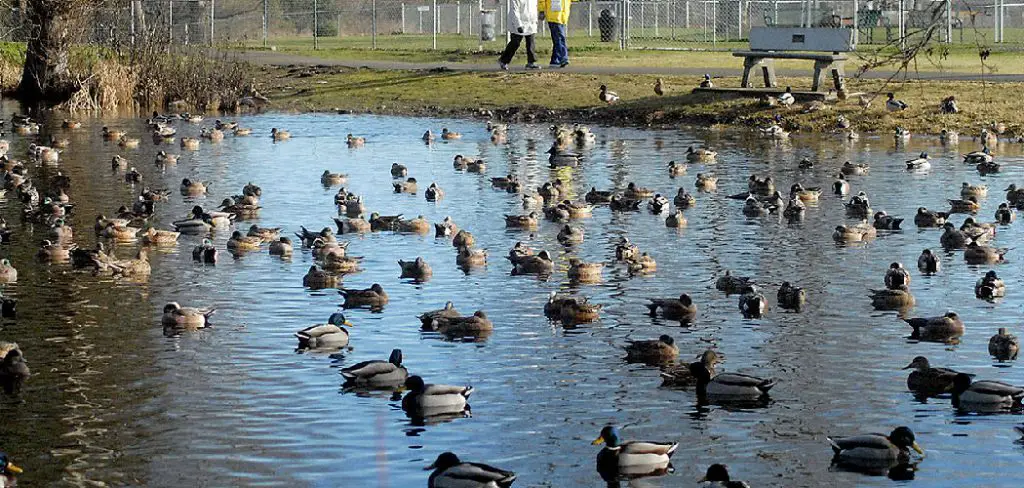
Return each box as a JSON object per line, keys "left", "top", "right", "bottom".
{"left": 498, "top": 0, "right": 540, "bottom": 70}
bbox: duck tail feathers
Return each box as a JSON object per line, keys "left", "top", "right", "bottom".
{"left": 759, "top": 378, "right": 777, "bottom": 392}
{"left": 826, "top": 436, "right": 842, "bottom": 453}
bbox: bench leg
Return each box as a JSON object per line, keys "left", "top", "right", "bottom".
{"left": 740, "top": 59, "right": 754, "bottom": 89}
{"left": 761, "top": 58, "right": 776, "bottom": 88}
{"left": 812, "top": 60, "right": 831, "bottom": 92}
{"left": 831, "top": 63, "right": 846, "bottom": 92}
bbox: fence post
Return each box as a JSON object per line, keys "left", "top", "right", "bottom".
{"left": 372, "top": 0, "right": 378, "bottom": 48}
{"left": 655, "top": 1, "right": 660, "bottom": 36}
{"left": 944, "top": 0, "right": 950, "bottom": 43}
{"left": 130, "top": 1, "right": 135, "bottom": 46}
{"left": 401, "top": 3, "right": 405, "bottom": 34}
{"left": 432, "top": 0, "right": 437, "bottom": 49}
{"left": 169, "top": 0, "right": 173, "bottom": 43}
{"left": 737, "top": 0, "right": 741, "bottom": 41}
{"left": 712, "top": 0, "right": 717, "bottom": 46}
{"left": 620, "top": 0, "right": 627, "bottom": 49}
{"left": 263, "top": 0, "right": 268, "bottom": 46}
{"left": 588, "top": 1, "right": 592, "bottom": 37}
{"left": 313, "top": 0, "right": 318, "bottom": 49}
{"left": 210, "top": 0, "right": 215, "bottom": 46}
{"left": 456, "top": 2, "right": 461, "bottom": 34}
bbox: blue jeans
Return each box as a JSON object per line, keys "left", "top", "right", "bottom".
{"left": 548, "top": 22, "right": 568, "bottom": 65}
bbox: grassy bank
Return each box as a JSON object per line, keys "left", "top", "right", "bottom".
{"left": 257, "top": 64, "right": 1024, "bottom": 136}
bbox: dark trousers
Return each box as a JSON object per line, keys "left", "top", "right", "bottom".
{"left": 548, "top": 22, "right": 568, "bottom": 65}
{"left": 499, "top": 33, "right": 536, "bottom": 65}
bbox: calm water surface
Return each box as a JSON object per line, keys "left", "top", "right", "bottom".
{"left": 2, "top": 107, "right": 1024, "bottom": 487}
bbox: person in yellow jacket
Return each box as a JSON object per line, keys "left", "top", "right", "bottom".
{"left": 538, "top": 0, "right": 571, "bottom": 68}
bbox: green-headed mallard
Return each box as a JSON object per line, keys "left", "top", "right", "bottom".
{"left": 426, "top": 451, "right": 515, "bottom": 488}
{"left": 841, "top": 161, "right": 869, "bottom": 176}
{"left": 592, "top": 425, "right": 677, "bottom": 477}
{"left": 953, "top": 373, "right": 1024, "bottom": 410}
{"left": 321, "top": 170, "right": 347, "bottom": 186}
{"left": 647, "top": 293, "right": 697, "bottom": 322}
{"left": 303, "top": 265, "right": 339, "bottom": 289}
{"left": 401, "top": 375, "right": 473, "bottom": 417}
{"left": 598, "top": 85, "right": 620, "bottom": 103}
{"left": 691, "top": 362, "right": 776, "bottom": 399}
{"left": 269, "top": 237, "right": 293, "bottom": 256}
{"left": 661, "top": 349, "right": 721, "bottom": 388}
{"left": 624, "top": 334, "right": 678, "bottom": 363}
{"left": 425, "top": 183, "right": 444, "bottom": 201}
{"left": 696, "top": 173, "right": 718, "bottom": 192}
{"left": 715, "top": 271, "right": 752, "bottom": 294}
{"left": 610, "top": 194, "right": 642, "bottom": 212}
{"left": 667, "top": 161, "right": 687, "bottom": 177}
{"left": 339, "top": 283, "right": 388, "bottom": 308}
{"left": 832, "top": 173, "right": 850, "bottom": 196}
{"left": 567, "top": 258, "right": 603, "bottom": 283}
{"left": 905, "top": 152, "right": 930, "bottom": 171}
{"left": 989, "top": 327, "right": 1019, "bottom": 360}
{"left": 976, "top": 270, "right": 1005, "bottom": 299}
{"left": 777, "top": 282, "right": 806, "bottom": 311}
{"left": 295, "top": 312, "right": 351, "bottom": 349}
{"left": 903, "top": 356, "right": 961, "bottom": 395}
{"left": 964, "top": 242, "right": 1007, "bottom": 264}
{"left": 192, "top": 239, "right": 217, "bottom": 264}
{"left": 557, "top": 224, "right": 584, "bottom": 245}
{"left": 162, "top": 302, "right": 215, "bottom": 330}
{"left": 399, "top": 257, "right": 432, "bottom": 281}
{"left": 904, "top": 311, "right": 964, "bottom": 341}
{"left": 828, "top": 426, "right": 922, "bottom": 465}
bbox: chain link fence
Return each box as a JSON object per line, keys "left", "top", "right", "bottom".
{"left": 0, "top": 0, "right": 1020, "bottom": 49}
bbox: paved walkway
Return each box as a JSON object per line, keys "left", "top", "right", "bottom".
{"left": 230, "top": 50, "right": 1024, "bottom": 82}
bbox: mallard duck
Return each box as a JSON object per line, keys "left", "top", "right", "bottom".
{"left": 440, "top": 128, "right": 461, "bottom": 140}
{"left": 977, "top": 159, "right": 1001, "bottom": 174}
{"left": 975, "top": 270, "right": 1005, "bottom": 299}
{"left": 789, "top": 183, "right": 822, "bottom": 203}
{"left": 828, "top": 427, "right": 922, "bottom": 466}
{"left": 841, "top": 161, "right": 869, "bottom": 176}
{"left": 34, "top": 238, "right": 70, "bottom": 263}
{"left": 320, "top": 251, "right": 362, "bottom": 275}
{"left": 345, "top": 133, "right": 366, "bottom": 147}
{"left": 746, "top": 175, "right": 776, "bottom": 196}
{"left": 988, "top": 327, "right": 1019, "bottom": 360}
{"left": 456, "top": 245, "right": 488, "bottom": 268}
{"left": 232, "top": 127, "right": 252, "bottom": 136}
{"left": 389, "top": 162, "right": 409, "bottom": 178}
{"left": 869, "top": 285, "right": 915, "bottom": 310}
{"left": 961, "top": 182, "right": 988, "bottom": 199}
{"left": 777, "top": 282, "right": 806, "bottom": 311}
{"left": 226, "top": 231, "right": 262, "bottom": 252}
{"left": 904, "top": 311, "right": 965, "bottom": 341}
{"left": 214, "top": 119, "right": 238, "bottom": 131}
{"left": 504, "top": 212, "right": 538, "bottom": 229}
{"left": 831, "top": 173, "right": 850, "bottom": 196}
{"left": 648, "top": 193, "right": 670, "bottom": 214}
{"left": 544, "top": 293, "right": 602, "bottom": 323}
{"left": 741, "top": 196, "right": 770, "bottom": 218}
{"left": 699, "top": 73, "right": 714, "bottom": 88}
{"left": 699, "top": 464, "right": 750, "bottom": 488}
{"left": 647, "top": 293, "right": 697, "bottom": 322}
{"left": 396, "top": 215, "right": 430, "bottom": 234}
{"left": 177, "top": 137, "right": 199, "bottom": 150}
{"left": 738, "top": 285, "right": 768, "bottom": 318}
{"left": 366, "top": 213, "right": 402, "bottom": 232}
{"left": 585, "top": 187, "right": 614, "bottom": 204}
{"left": 625, "top": 252, "right": 657, "bottom": 273}
{"left": 592, "top": 425, "right": 677, "bottom": 477}
{"left": 937, "top": 222, "right": 969, "bottom": 249}
{"left": 466, "top": 158, "right": 487, "bottom": 173}
{"left": 905, "top": 152, "right": 930, "bottom": 171}
{"left": 268, "top": 237, "right": 293, "bottom": 256}
{"left": 343, "top": 197, "right": 366, "bottom": 218}
{"left": 613, "top": 237, "right": 640, "bottom": 261}
{"left": 140, "top": 227, "right": 180, "bottom": 246}
{"left": 953, "top": 373, "right": 1024, "bottom": 409}
{"left": 844, "top": 191, "right": 871, "bottom": 217}
{"left": 690, "top": 362, "right": 776, "bottom": 399}
{"left": 964, "top": 242, "right": 1007, "bottom": 264}
{"left": 960, "top": 217, "right": 995, "bottom": 242}
{"left": 191, "top": 239, "right": 217, "bottom": 264}
{"left": 667, "top": 161, "right": 687, "bottom": 177}
{"left": 995, "top": 203, "right": 1015, "bottom": 224}
{"left": 432, "top": 310, "right": 493, "bottom": 336}
{"left": 557, "top": 224, "right": 584, "bottom": 245}
{"left": 673, "top": 189, "right": 696, "bottom": 209}
{"left": 893, "top": 126, "right": 912, "bottom": 142}
{"left": 62, "top": 119, "right": 81, "bottom": 129}
{"left": 783, "top": 197, "right": 806, "bottom": 221}
{"left": 1006, "top": 184, "right": 1024, "bottom": 207}
{"left": 624, "top": 334, "right": 678, "bottom": 363}
{"left": 833, "top": 224, "right": 874, "bottom": 243}
{"left": 295, "top": 312, "right": 352, "bottom": 349}
{"left": 244, "top": 224, "right": 280, "bottom": 243}
{"left": 425, "top": 452, "right": 515, "bottom": 488}
{"left": 885, "top": 92, "right": 908, "bottom": 112}
{"left": 696, "top": 173, "right": 718, "bottom": 192}
{"left": 321, "top": 170, "right": 347, "bottom": 186}
{"left": 270, "top": 128, "right": 291, "bottom": 140}
{"left": 425, "top": 183, "right": 444, "bottom": 201}
{"left": 564, "top": 256, "right": 602, "bottom": 281}
{"left": 621, "top": 183, "right": 653, "bottom": 201}
{"left": 330, "top": 216, "right": 369, "bottom": 235}
{"left": 777, "top": 86, "right": 795, "bottom": 106}
{"left": 913, "top": 207, "right": 947, "bottom": 228}
{"left": 979, "top": 128, "right": 999, "bottom": 146}
{"left": 948, "top": 196, "right": 981, "bottom": 214}
{"left": 916, "top": 249, "right": 939, "bottom": 274}
{"left": 664, "top": 209, "right": 687, "bottom": 228}
{"left": 398, "top": 257, "right": 432, "bottom": 281}
{"left": 0, "top": 344, "right": 29, "bottom": 394}
{"left": 302, "top": 265, "right": 339, "bottom": 289}
{"left": 610, "top": 194, "right": 642, "bottom": 212}
{"left": 759, "top": 123, "right": 789, "bottom": 139}
{"left": 904, "top": 356, "right": 961, "bottom": 395}
{"left": 510, "top": 250, "right": 552, "bottom": 275}
{"left": 422, "top": 130, "right": 435, "bottom": 142}
{"left": 179, "top": 178, "right": 209, "bottom": 196}
{"left": 963, "top": 147, "right": 994, "bottom": 165}
{"left": 715, "top": 271, "right": 751, "bottom": 294}
{"left": 339, "top": 283, "right": 388, "bottom": 308}
{"left": 598, "top": 84, "right": 619, "bottom": 103}
{"left": 661, "top": 350, "right": 720, "bottom": 388}
{"left": 686, "top": 146, "right": 717, "bottom": 163}
{"left": 102, "top": 126, "right": 125, "bottom": 140}
{"left": 199, "top": 128, "right": 224, "bottom": 141}
{"left": 162, "top": 302, "right": 215, "bottom": 329}
{"left": 884, "top": 262, "right": 911, "bottom": 290}
{"left": 401, "top": 375, "right": 473, "bottom": 417}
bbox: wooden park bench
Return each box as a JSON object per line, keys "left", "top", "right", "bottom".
{"left": 695, "top": 27, "right": 854, "bottom": 100}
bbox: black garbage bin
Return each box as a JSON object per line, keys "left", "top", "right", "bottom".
{"left": 599, "top": 9, "right": 617, "bottom": 42}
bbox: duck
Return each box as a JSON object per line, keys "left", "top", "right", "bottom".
{"left": 827, "top": 427, "right": 922, "bottom": 466}
{"left": 894, "top": 126, "right": 911, "bottom": 141}
{"left": 833, "top": 224, "right": 874, "bottom": 243}
{"left": 904, "top": 356, "right": 961, "bottom": 395}
{"left": 885, "top": 92, "right": 908, "bottom": 111}
{"left": 661, "top": 349, "right": 721, "bottom": 388}
{"left": 777, "top": 282, "right": 806, "bottom": 311}
{"left": 699, "top": 464, "right": 750, "bottom": 488}
{"left": 504, "top": 212, "right": 538, "bottom": 229}
{"left": 339, "top": 283, "right": 388, "bottom": 308}
{"left": 989, "top": 327, "right": 1019, "bottom": 360}
{"left": 333, "top": 216, "right": 370, "bottom": 234}
{"left": 611, "top": 194, "right": 642, "bottom": 212}
{"left": 673, "top": 189, "right": 696, "bottom": 209}
{"left": 885, "top": 262, "right": 911, "bottom": 290}
{"left": 995, "top": 203, "right": 1015, "bottom": 224}
{"left": 624, "top": 334, "right": 678, "bottom": 363}
{"left": 938, "top": 222, "right": 971, "bottom": 249}
{"left": 948, "top": 196, "right": 981, "bottom": 214}
{"left": 953, "top": 373, "right": 1024, "bottom": 409}
{"left": 161, "top": 302, "right": 215, "bottom": 330}
{"left": 904, "top": 311, "right": 965, "bottom": 341}
{"left": 367, "top": 213, "right": 403, "bottom": 232}
{"left": 917, "top": 249, "right": 940, "bottom": 274}
{"left": 345, "top": 133, "right": 365, "bottom": 147}
{"left": 979, "top": 128, "right": 999, "bottom": 146}
{"left": 398, "top": 257, "right": 432, "bottom": 281}
{"left": 665, "top": 209, "right": 687, "bottom": 228}
{"left": 418, "top": 302, "right": 461, "bottom": 329}
{"left": 270, "top": 128, "right": 291, "bottom": 140}
{"left": 667, "top": 161, "right": 687, "bottom": 177}
{"left": 396, "top": 215, "right": 430, "bottom": 234}
{"left": 426, "top": 452, "right": 516, "bottom": 488}
{"left": 741, "top": 196, "right": 770, "bottom": 218}
{"left": 320, "top": 170, "right": 347, "bottom": 186}
{"left": 62, "top": 119, "right": 81, "bottom": 129}
{"left": 452, "top": 229, "right": 474, "bottom": 248}
{"left": 964, "top": 147, "right": 994, "bottom": 165}
{"left": 964, "top": 242, "right": 1007, "bottom": 264}
{"left": 598, "top": 84, "right": 619, "bottom": 103}
{"left": 625, "top": 252, "right": 657, "bottom": 273}
{"left": 214, "top": 119, "right": 238, "bottom": 131}
{"left": 268, "top": 237, "right": 293, "bottom": 256}
{"left": 140, "top": 227, "right": 180, "bottom": 246}
{"left": 648, "top": 193, "right": 670, "bottom": 214}
{"left": 844, "top": 191, "right": 871, "bottom": 217}
{"left": 738, "top": 285, "right": 768, "bottom": 318}
{"left": 960, "top": 217, "right": 996, "bottom": 242}
{"left": 567, "top": 258, "right": 603, "bottom": 283}
{"left": 423, "top": 130, "right": 435, "bottom": 142}
{"left": 302, "top": 265, "right": 339, "bottom": 289}
{"left": 841, "top": 161, "right": 869, "bottom": 176}
{"left": 624, "top": 182, "right": 654, "bottom": 199}
{"left": 179, "top": 178, "right": 209, "bottom": 195}
{"left": 690, "top": 362, "right": 776, "bottom": 399}
{"left": 401, "top": 375, "right": 473, "bottom": 417}
{"left": 510, "top": 249, "right": 552, "bottom": 275}
{"left": 789, "top": 183, "right": 822, "bottom": 203}
{"left": 869, "top": 285, "right": 916, "bottom": 310}
{"left": 585, "top": 187, "right": 614, "bottom": 204}
{"left": 199, "top": 128, "right": 224, "bottom": 141}
{"left": 686, "top": 145, "right": 717, "bottom": 163}
{"left": 940, "top": 129, "right": 959, "bottom": 144}
{"left": 873, "top": 211, "right": 903, "bottom": 230}
{"left": 544, "top": 293, "right": 602, "bottom": 323}
{"left": 832, "top": 173, "right": 850, "bottom": 195}
{"left": 939, "top": 95, "right": 959, "bottom": 113}
{"left": 179, "top": 137, "right": 200, "bottom": 150}
{"left": 961, "top": 182, "right": 988, "bottom": 199}
{"left": 36, "top": 238, "right": 72, "bottom": 262}
{"left": 778, "top": 86, "right": 795, "bottom": 106}
{"left": 905, "top": 152, "right": 930, "bottom": 171}
{"left": 425, "top": 183, "right": 445, "bottom": 201}
{"left": 192, "top": 239, "right": 218, "bottom": 264}
{"left": 0, "top": 344, "right": 29, "bottom": 394}
{"left": 592, "top": 425, "right": 677, "bottom": 477}
{"left": 295, "top": 312, "right": 352, "bottom": 349}
{"left": 647, "top": 293, "right": 697, "bottom": 322}
{"left": 700, "top": 73, "right": 714, "bottom": 88}
{"left": 456, "top": 245, "right": 488, "bottom": 269}
{"left": 975, "top": 270, "right": 1005, "bottom": 299}
{"left": 343, "top": 197, "right": 366, "bottom": 218}
{"left": 783, "top": 197, "right": 806, "bottom": 221}
{"left": 102, "top": 126, "right": 125, "bottom": 140}
{"left": 696, "top": 173, "right": 718, "bottom": 192}
{"left": 1006, "top": 184, "right": 1024, "bottom": 206}
{"left": 557, "top": 224, "right": 584, "bottom": 245}
{"left": 393, "top": 177, "right": 418, "bottom": 194}
{"left": 390, "top": 162, "right": 408, "bottom": 178}
{"left": 977, "top": 159, "right": 1001, "bottom": 174}
{"left": 914, "top": 207, "right": 948, "bottom": 227}
{"left": 715, "top": 271, "right": 752, "bottom": 294}
{"left": 431, "top": 310, "right": 493, "bottom": 336}
{"left": 440, "top": 128, "right": 461, "bottom": 140}
{"left": 226, "top": 231, "right": 262, "bottom": 252}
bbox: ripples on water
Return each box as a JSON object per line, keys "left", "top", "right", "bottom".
{"left": 1, "top": 109, "right": 1024, "bottom": 486}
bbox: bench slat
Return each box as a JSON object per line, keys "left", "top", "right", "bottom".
{"left": 732, "top": 51, "right": 847, "bottom": 61}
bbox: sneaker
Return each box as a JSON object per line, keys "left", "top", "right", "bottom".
{"left": 559, "top": 61, "right": 570, "bottom": 68}
{"left": 525, "top": 63, "right": 540, "bottom": 70}
{"left": 498, "top": 62, "right": 509, "bottom": 71}
{"left": 548, "top": 63, "right": 561, "bottom": 68}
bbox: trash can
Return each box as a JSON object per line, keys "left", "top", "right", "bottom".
{"left": 599, "top": 9, "right": 617, "bottom": 42}
{"left": 480, "top": 9, "right": 496, "bottom": 41}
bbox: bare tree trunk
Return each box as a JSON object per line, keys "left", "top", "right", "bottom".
{"left": 16, "top": 0, "right": 83, "bottom": 106}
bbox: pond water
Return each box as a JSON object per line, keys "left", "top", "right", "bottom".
{"left": 2, "top": 107, "right": 1024, "bottom": 487}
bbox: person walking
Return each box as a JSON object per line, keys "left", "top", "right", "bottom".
{"left": 499, "top": 0, "right": 540, "bottom": 70}
{"left": 539, "top": 0, "right": 571, "bottom": 68}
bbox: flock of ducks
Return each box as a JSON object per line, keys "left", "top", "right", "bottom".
{"left": 2, "top": 102, "right": 1024, "bottom": 486}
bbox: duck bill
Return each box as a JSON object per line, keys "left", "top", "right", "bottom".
{"left": 697, "top": 475, "right": 708, "bottom": 482}
{"left": 912, "top": 442, "right": 924, "bottom": 455}
{"left": 344, "top": 320, "right": 354, "bottom": 327}
{"left": 6, "top": 462, "right": 22, "bottom": 474}
{"left": 591, "top": 436, "right": 605, "bottom": 446}
{"left": 901, "top": 363, "right": 914, "bottom": 370}
{"left": 423, "top": 462, "right": 436, "bottom": 471}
